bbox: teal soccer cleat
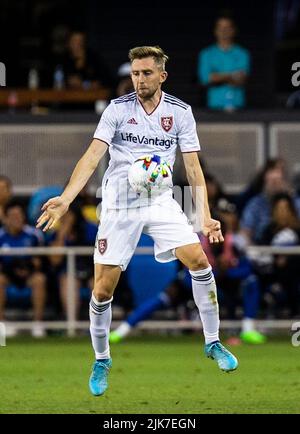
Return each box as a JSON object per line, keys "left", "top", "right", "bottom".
{"left": 204, "top": 341, "right": 238, "bottom": 372}
{"left": 89, "top": 358, "right": 112, "bottom": 396}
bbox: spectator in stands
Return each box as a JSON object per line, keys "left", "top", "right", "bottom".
{"left": 116, "top": 62, "right": 134, "bottom": 97}
{"left": 198, "top": 14, "right": 250, "bottom": 111}
{"left": 235, "top": 158, "right": 287, "bottom": 214}
{"left": 240, "top": 165, "right": 300, "bottom": 244}
{"left": 259, "top": 193, "right": 300, "bottom": 317}
{"left": 0, "top": 176, "right": 12, "bottom": 227}
{"left": 0, "top": 201, "right": 47, "bottom": 337}
{"left": 58, "top": 30, "right": 114, "bottom": 91}
{"left": 47, "top": 202, "right": 97, "bottom": 318}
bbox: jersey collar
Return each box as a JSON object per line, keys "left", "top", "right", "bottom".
{"left": 137, "top": 91, "right": 164, "bottom": 116}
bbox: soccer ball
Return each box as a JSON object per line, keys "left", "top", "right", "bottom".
{"left": 128, "top": 154, "right": 173, "bottom": 195}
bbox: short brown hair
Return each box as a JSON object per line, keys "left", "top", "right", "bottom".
{"left": 128, "top": 46, "right": 169, "bottom": 70}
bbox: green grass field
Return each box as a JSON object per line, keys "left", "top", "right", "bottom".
{"left": 0, "top": 334, "right": 299, "bottom": 414}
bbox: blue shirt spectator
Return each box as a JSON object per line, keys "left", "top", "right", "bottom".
{"left": 198, "top": 16, "right": 250, "bottom": 110}
{"left": 198, "top": 44, "right": 250, "bottom": 110}
{"left": 0, "top": 201, "right": 47, "bottom": 332}
{"left": 241, "top": 193, "right": 277, "bottom": 243}
{"left": 0, "top": 226, "right": 43, "bottom": 265}
{"left": 240, "top": 167, "right": 300, "bottom": 243}
{"left": 0, "top": 202, "right": 44, "bottom": 267}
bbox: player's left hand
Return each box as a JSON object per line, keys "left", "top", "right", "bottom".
{"left": 202, "top": 218, "right": 224, "bottom": 244}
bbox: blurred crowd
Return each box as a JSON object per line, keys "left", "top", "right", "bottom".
{"left": 29, "top": 15, "right": 250, "bottom": 111}
{"left": 26, "top": 28, "right": 134, "bottom": 98}
{"left": 1, "top": 156, "right": 300, "bottom": 338}
{"left": 17, "top": 11, "right": 298, "bottom": 111}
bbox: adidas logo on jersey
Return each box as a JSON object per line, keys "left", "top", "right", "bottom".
{"left": 127, "top": 118, "right": 138, "bottom": 124}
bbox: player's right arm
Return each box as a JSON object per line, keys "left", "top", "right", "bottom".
{"left": 36, "top": 139, "right": 108, "bottom": 231}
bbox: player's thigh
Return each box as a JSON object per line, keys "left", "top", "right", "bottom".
{"left": 175, "top": 242, "right": 209, "bottom": 271}
{"left": 94, "top": 207, "right": 144, "bottom": 272}
{"left": 145, "top": 199, "right": 201, "bottom": 265}
{"left": 93, "top": 264, "right": 122, "bottom": 300}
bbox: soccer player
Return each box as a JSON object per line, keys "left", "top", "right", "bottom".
{"left": 37, "top": 46, "right": 238, "bottom": 397}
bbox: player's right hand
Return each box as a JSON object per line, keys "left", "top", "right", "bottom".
{"left": 202, "top": 218, "right": 224, "bottom": 244}
{"left": 36, "top": 196, "right": 69, "bottom": 232}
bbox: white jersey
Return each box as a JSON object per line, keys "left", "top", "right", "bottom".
{"left": 93, "top": 91, "right": 200, "bottom": 209}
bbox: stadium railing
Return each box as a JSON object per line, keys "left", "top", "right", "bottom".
{"left": 0, "top": 245, "right": 299, "bottom": 336}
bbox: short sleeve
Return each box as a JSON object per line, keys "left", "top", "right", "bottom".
{"left": 178, "top": 106, "right": 201, "bottom": 153}
{"left": 93, "top": 102, "right": 117, "bottom": 146}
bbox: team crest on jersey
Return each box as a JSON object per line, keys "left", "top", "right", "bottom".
{"left": 98, "top": 239, "right": 107, "bottom": 254}
{"left": 161, "top": 116, "right": 173, "bottom": 132}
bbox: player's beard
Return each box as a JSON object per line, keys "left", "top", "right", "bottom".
{"left": 137, "top": 86, "right": 158, "bottom": 101}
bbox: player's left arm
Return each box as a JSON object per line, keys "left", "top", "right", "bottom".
{"left": 182, "top": 152, "right": 224, "bottom": 244}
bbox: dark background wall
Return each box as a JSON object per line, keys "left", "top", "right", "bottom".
{"left": 0, "top": 0, "right": 294, "bottom": 108}
{"left": 87, "top": 0, "right": 276, "bottom": 107}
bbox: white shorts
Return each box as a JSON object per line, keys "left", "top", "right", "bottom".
{"left": 94, "top": 197, "right": 200, "bottom": 271}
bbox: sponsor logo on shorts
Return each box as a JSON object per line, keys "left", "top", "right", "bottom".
{"left": 161, "top": 116, "right": 173, "bottom": 132}
{"left": 98, "top": 239, "right": 107, "bottom": 254}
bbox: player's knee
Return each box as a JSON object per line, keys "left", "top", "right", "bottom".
{"left": 188, "top": 253, "right": 210, "bottom": 271}
{"left": 93, "top": 279, "right": 114, "bottom": 302}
